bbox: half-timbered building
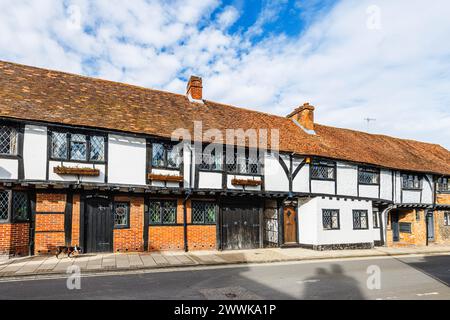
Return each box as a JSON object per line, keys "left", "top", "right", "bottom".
{"left": 0, "top": 60, "right": 449, "bottom": 256}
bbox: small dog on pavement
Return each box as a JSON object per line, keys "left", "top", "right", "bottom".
{"left": 56, "top": 246, "right": 82, "bottom": 259}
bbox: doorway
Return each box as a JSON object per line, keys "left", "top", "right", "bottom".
{"left": 84, "top": 197, "right": 114, "bottom": 253}
{"left": 391, "top": 212, "right": 399, "bottom": 242}
{"left": 283, "top": 206, "right": 297, "bottom": 244}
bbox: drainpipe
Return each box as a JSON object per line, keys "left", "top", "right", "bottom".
{"left": 183, "top": 190, "right": 192, "bottom": 252}
{"left": 381, "top": 204, "right": 395, "bottom": 247}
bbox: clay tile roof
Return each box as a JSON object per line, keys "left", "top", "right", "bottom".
{"left": 1, "top": 60, "right": 449, "bottom": 175}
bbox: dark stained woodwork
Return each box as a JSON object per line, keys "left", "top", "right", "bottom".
{"left": 283, "top": 206, "right": 297, "bottom": 244}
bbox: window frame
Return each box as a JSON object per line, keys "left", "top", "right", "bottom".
{"left": 151, "top": 142, "right": 183, "bottom": 170}
{"left": 399, "top": 222, "right": 412, "bottom": 234}
{"left": 322, "top": 209, "right": 340, "bottom": 230}
{"left": 225, "top": 148, "right": 262, "bottom": 176}
{"left": 113, "top": 201, "right": 130, "bottom": 229}
{"left": 310, "top": 159, "right": 336, "bottom": 181}
{"left": 49, "top": 129, "right": 107, "bottom": 164}
{"left": 437, "top": 177, "right": 450, "bottom": 193}
{"left": 0, "top": 124, "right": 19, "bottom": 157}
{"left": 0, "top": 190, "right": 30, "bottom": 224}
{"left": 148, "top": 200, "right": 178, "bottom": 225}
{"left": 191, "top": 201, "right": 218, "bottom": 225}
{"left": 199, "top": 146, "right": 223, "bottom": 172}
{"left": 444, "top": 212, "right": 450, "bottom": 227}
{"left": 372, "top": 210, "right": 380, "bottom": 229}
{"left": 401, "top": 173, "right": 423, "bottom": 191}
{"left": 353, "top": 210, "right": 369, "bottom": 230}
{"left": 358, "top": 166, "right": 380, "bottom": 185}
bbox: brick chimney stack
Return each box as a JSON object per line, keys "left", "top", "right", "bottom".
{"left": 186, "top": 76, "right": 203, "bottom": 101}
{"left": 287, "top": 103, "right": 315, "bottom": 132}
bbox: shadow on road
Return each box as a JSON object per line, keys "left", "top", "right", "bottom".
{"left": 301, "top": 264, "right": 366, "bottom": 300}
{"left": 396, "top": 255, "right": 450, "bottom": 287}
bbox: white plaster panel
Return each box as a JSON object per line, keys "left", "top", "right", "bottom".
{"left": 359, "top": 184, "right": 379, "bottom": 199}
{"left": 311, "top": 179, "right": 335, "bottom": 195}
{"left": 198, "top": 171, "right": 222, "bottom": 189}
{"left": 292, "top": 164, "right": 309, "bottom": 193}
{"left": 264, "top": 153, "right": 289, "bottom": 192}
{"left": 108, "top": 134, "right": 146, "bottom": 186}
{"left": 0, "top": 159, "right": 18, "bottom": 180}
{"left": 23, "top": 125, "right": 47, "bottom": 180}
{"left": 401, "top": 190, "right": 421, "bottom": 203}
{"left": 380, "top": 170, "right": 393, "bottom": 201}
{"left": 336, "top": 162, "right": 357, "bottom": 196}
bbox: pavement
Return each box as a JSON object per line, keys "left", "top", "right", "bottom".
{"left": 0, "top": 244, "right": 449, "bottom": 279}
{"left": 0, "top": 254, "right": 449, "bottom": 300}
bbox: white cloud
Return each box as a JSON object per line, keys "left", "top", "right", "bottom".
{"left": 0, "top": 0, "right": 449, "bottom": 149}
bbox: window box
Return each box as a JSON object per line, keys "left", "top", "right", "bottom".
{"left": 54, "top": 166, "right": 100, "bottom": 176}
{"left": 231, "top": 178, "right": 262, "bottom": 187}
{"left": 148, "top": 173, "right": 184, "bottom": 183}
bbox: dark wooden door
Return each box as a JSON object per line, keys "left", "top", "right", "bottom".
{"left": 391, "top": 213, "right": 399, "bottom": 242}
{"left": 222, "top": 203, "right": 261, "bottom": 250}
{"left": 427, "top": 211, "right": 435, "bottom": 241}
{"left": 283, "top": 206, "right": 297, "bottom": 244}
{"left": 85, "top": 198, "right": 113, "bottom": 253}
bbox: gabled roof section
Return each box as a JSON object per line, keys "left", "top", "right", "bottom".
{"left": 1, "top": 60, "right": 449, "bottom": 175}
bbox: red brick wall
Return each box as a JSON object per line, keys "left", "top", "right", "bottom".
{"left": 0, "top": 223, "right": 30, "bottom": 256}
{"left": 187, "top": 225, "right": 216, "bottom": 250}
{"left": 149, "top": 226, "right": 184, "bottom": 251}
{"left": 35, "top": 193, "right": 66, "bottom": 254}
{"left": 114, "top": 196, "right": 144, "bottom": 252}
{"left": 71, "top": 194, "right": 81, "bottom": 246}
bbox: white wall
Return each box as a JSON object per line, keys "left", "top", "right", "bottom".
{"left": 421, "top": 174, "right": 433, "bottom": 204}
{"left": 359, "top": 184, "right": 379, "bottom": 199}
{"left": 23, "top": 125, "right": 47, "bottom": 180}
{"left": 380, "top": 170, "right": 393, "bottom": 201}
{"left": 108, "top": 134, "right": 146, "bottom": 186}
{"left": 298, "top": 196, "right": 378, "bottom": 246}
{"left": 336, "top": 162, "right": 357, "bottom": 196}
{"left": 0, "top": 158, "right": 18, "bottom": 180}
{"left": 311, "top": 180, "right": 335, "bottom": 195}
{"left": 264, "top": 152, "right": 289, "bottom": 192}
{"left": 198, "top": 171, "right": 222, "bottom": 189}
{"left": 293, "top": 162, "right": 309, "bottom": 193}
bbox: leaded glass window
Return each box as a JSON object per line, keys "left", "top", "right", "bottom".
{"left": 90, "top": 136, "right": 105, "bottom": 161}
{"left": 323, "top": 209, "right": 339, "bottom": 230}
{"left": 359, "top": 167, "right": 380, "bottom": 185}
{"left": 114, "top": 202, "right": 129, "bottom": 229}
{"left": 0, "top": 126, "right": 17, "bottom": 155}
{"left": 225, "top": 149, "right": 261, "bottom": 174}
{"left": 372, "top": 209, "right": 380, "bottom": 228}
{"left": 353, "top": 210, "right": 369, "bottom": 229}
{"left": 152, "top": 143, "right": 182, "bottom": 169}
{"left": 311, "top": 160, "right": 336, "bottom": 180}
{"left": 192, "top": 201, "right": 217, "bottom": 224}
{"left": 199, "top": 148, "right": 222, "bottom": 171}
{"left": 51, "top": 131, "right": 105, "bottom": 162}
{"left": 438, "top": 177, "right": 449, "bottom": 192}
{"left": 149, "top": 200, "right": 177, "bottom": 225}
{"left": 70, "top": 134, "right": 87, "bottom": 161}
{"left": 0, "top": 191, "right": 9, "bottom": 222}
{"left": 444, "top": 212, "right": 450, "bottom": 226}
{"left": 51, "top": 132, "right": 68, "bottom": 159}
{"left": 12, "top": 192, "right": 29, "bottom": 222}
{"left": 402, "top": 174, "right": 422, "bottom": 190}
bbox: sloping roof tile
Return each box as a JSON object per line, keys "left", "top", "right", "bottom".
{"left": 1, "top": 60, "right": 449, "bottom": 175}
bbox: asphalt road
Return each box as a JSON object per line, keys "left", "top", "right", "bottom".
{"left": 0, "top": 254, "right": 449, "bottom": 300}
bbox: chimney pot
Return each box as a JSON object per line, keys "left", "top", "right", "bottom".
{"left": 287, "top": 102, "right": 315, "bottom": 131}
{"left": 186, "top": 75, "right": 203, "bottom": 101}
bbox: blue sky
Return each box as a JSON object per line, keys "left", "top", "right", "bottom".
{"left": 0, "top": 0, "right": 449, "bottom": 149}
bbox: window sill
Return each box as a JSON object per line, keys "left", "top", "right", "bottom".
{"left": 402, "top": 188, "right": 422, "bottom": 191}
